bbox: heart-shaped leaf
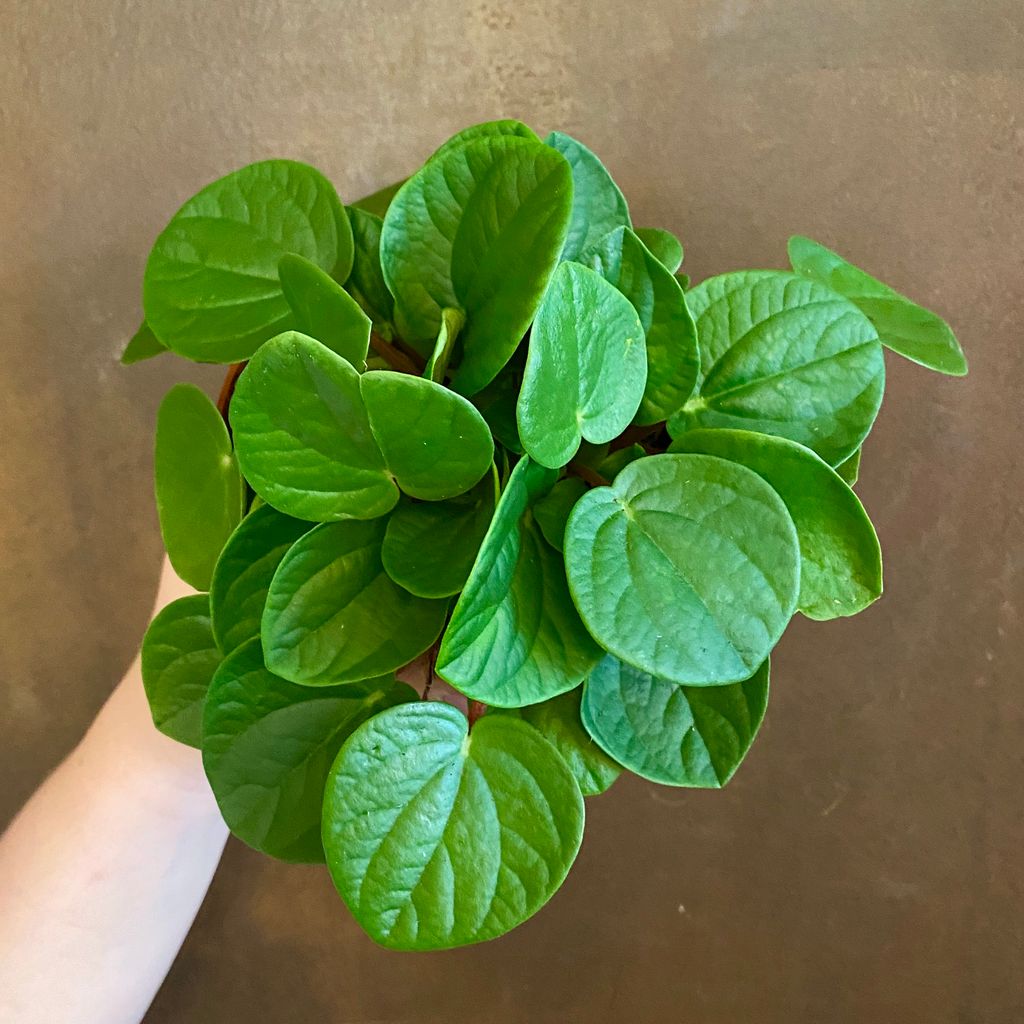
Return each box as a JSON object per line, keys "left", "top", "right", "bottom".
{"left": 144, "top": 160, "right": 351, "bottom": 362}
{"left": 361, "top": 371, "right": 494, "bottom": 500}
{"left": 429, "top": 119, "right": 539, "bottom": 161}
{"left": 532, "top": 476, "right": 587, "bottom": 553}
{"left": 382, "top": 471, "right": 497, "bottom": 599}
{"left": 437, "top": 458, "right": 602, "bottom": 707}
{"left": 582, "top": 655, "right": 769, "bottom": 787}
{"left": 321, "top": 701, "right": 584, "bottom": 951}
{"left": 578, "top": 226, "right": 699, "bottom": 424}
{"left": 209, "top": 503, "right": 311, "bottom": 654}
{"left": 565, "top": 454, "right": 799, "bottom": 685}
{"left": 788, "top": 235, "right": 967, "bottom": 376}
{"left": 263, "top": 518, "right": 449, "bottom": 685}
{"left": 278, "top": 253, "right": 370, "bottom": 366}
{"left": 141, "top": 594, "right": 221, "bottom": 748}
{"left": 545, "top": 131, "right": 631, "bottom": 260}
{"left": 667, "top": 271, "right": 885, "bottom": 466}
{"left": 202, "top": 638, "right": 415, "bottom": 862}
{"left": 517, "top": 262, "right": 646, "bottom": 468}
{"left": 345, "top": 207, "right": 395, "bottom": 334}
{"left": 493, "top": 688, "right": 621, "bottom": 796}
{"left": 634, "top": 227, "right": 683, "bottom": 274}
{"left": 155, "top": 383, "right": 244, "bottom": 590}
{"left": 670, "top": 429, "right": 882, "bottom": 620}
{"left": 230, "top": 332, "right": 397, "bottom": 522}
{"left": 381, "top": 136, "right": 572, "bottom": 395}
{"left": 120, "top": 320, "right": 167, "bottom": 365}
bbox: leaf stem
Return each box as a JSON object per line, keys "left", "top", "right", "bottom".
{"left": 467, "top": 700, "right": 486, "bottom": 729}
{"left": 423, "top": 646, "right": 436, "bottom": 702}
{"left": 216, "top": 362, "right": 247, "bottom": 423}
{"left": 567, "top": 460, "right": 610, "bottom": 489}
{"left": 609, "top": 420, "right": 666, "bottom": 452}
{"left": 369, "top": 331, "right": 424, "bottom": 375}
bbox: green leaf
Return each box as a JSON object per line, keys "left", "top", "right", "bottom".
{"left": 352, "top": 179, "right": 406, "bottom": 218}
{"left": 517, "top": 261, "right": 646, "bottom": 468}
{"left": 429, "top": 119, "right": 540, "bottom": 161}
{"left": 382, "top": 471, "right": 497, "bottom": 599}
{"left": 545, "top": 131, "right": 631, "bottom": 260}
{"left": 532, "top": 477, "right": 587, "bottom": 552}
{"left": 788, "top": 235, "right": 967, "bottom": 376}
{"left": 578, "top": 226, "right": 699, "bottom": 424}
{"left": 361, "top": 370, "right": 494, "bottom": 500}
{"left": 836, "top": 447, "right": 861, "bottom": 487}
{"left": 423, "top": 307, "right": 464, "bottom": 383}
{"left": 345, "top": 207, "right": 395, "bottom": 334}
{"left": 598, "top": 444, "right": 646, "bottom": 479}
{"left": 582, "top": 655, "right": 769, "bottom": 787}
{"left": 322, "top": 701, "right": 584, "bottom": 951}
{"left": 155, "top": 383, "right": 244, "bottom": 590}
{"left": 278, "top": 253, "right": 370, "bottom": 366}
{"left": 437, "top": 458, "right": 602, "bottom": 707}
{"left": 471, "top": 372, "right": 523, "bottom": 454}
{"left": 565, "top": 454, "right": 799, "bottom": 686}
{"left": 230, "top": 332, "right": 397, "bottom": 522}
{"left": 381, "top": 136, "right": 573, "bottom": 395}
{"left": 263, "top": 518, "right": 449, "bottom": 685}
{"left": 144, "top": 160, "right": 352, "bottom": 363}
{"left": 634, "top": 227, "right": 683, "bottom": 274}
{"left": 202, "top": 638, "right": 415, "bottom": 862}
{"left": 120, "top": 320, "right": 167, "bottom": 365}
{"left": 668, "top": 271, "right": 885, "bottom": 466}
{"left": 209, "top": 503, "right": 311, "bottom": 654}
{"left": 141, "top": 594, "right": 220, "bottom": 748}
{"left": 670, "top": 429, "right": 881, "bottom": 620}
{"left": 493, "top": 688, "right": 621, "bottom": 796}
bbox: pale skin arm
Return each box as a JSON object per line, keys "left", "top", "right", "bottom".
{"left": 0, "top": 561, "right": 229, "bottom": 1024}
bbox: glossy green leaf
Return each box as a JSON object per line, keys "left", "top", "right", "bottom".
{"left": 599, "top": 444, "right": 646, "bottom": 479}
{"left": 278, "top": 253, "right": 370, "bottom": 366}
{"left": 471, "top": 372, "right": 523, "bottom": 454}
{"left": 493, "top": 688, "right": 621, "bottom": 796}
{"left": 382, "top": 471, "right": 497, "bottom": 598}
{"left": 263, "top": 518, "right": 449, "bottom": 685}
{"left": 345, "top": 207, "right": 395, "bottom": 334}
{"left": 582, "top": 655, "right": 769, "bottom": 787}
{"left": 438, "top": 458, "right": 602, "bottom": 707}
{"left": 120, "top": 320, "right": 167, "bottom": 364}
{"left": 209, "top": 503, "right": 311, "bottom": 654}
{"left": 634, "top": 227, "right": 683, "bottom": 274}
{"left": 565, "top": 454, "right": 799, "bottom": 685}
{"left": 423, "top": 307, "right": 464, "bottom": 383}
{"left": 352, "top": 179, "right": 405, "bottom": 218}
{"left": 202, "top": 638, "right": 415, "bottom": 862}
{"left": 230, "top": 332, "right": 396, "bottom": 521}
{"left": 361, "top": 371, "right": 494, "bottom": 500}
{"left": 141, "top": 594, "right": 220, "bottom": 748}
{"left": 668, "top": 271, "right": 885, "bottom": 466}
{"left": 517, "top": 262, "right": 646, "bottom": 468}
{"left": 670, "top": 429, "right": 881, "bottom": 619}
{"left": 155, "top": 383, "right": 244, "bottom": 590}
{"left": 381, "top": 136, "right": 572, "bottom": 395}
{"left": 322, "top": 701, "right": 584, "bottom": 950}
{"left": 429, "top": 119, "right": 539, "bottom": 161}
{"left": 836, "top": 447, "right": 861, "bottom": 487}
{"left": 532, "top": 477, "right": 587, "bottom": 552}
{"left": 578, "top": 226, "right": 699, "bottom": 424}
{"left": 789, "top": 235, "right": 967, "bottom": 376}
{"left": 144, "top": 160, "right": 351, "bottom": 362}
{"left": 545, "top": 131, "right": 631, "bottom": 260}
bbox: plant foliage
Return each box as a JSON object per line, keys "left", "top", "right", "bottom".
{"left": 130, "top": 119, "right": 966, "bottom": 951}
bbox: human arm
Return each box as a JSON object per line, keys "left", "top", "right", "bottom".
{"left": 0, "top": 561, "right": 229, "bottom": 1024}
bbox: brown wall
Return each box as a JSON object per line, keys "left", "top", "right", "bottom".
{"left": 2, "top": 2, "right": 1021, "bottom": 1021}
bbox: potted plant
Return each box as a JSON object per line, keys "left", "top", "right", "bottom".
{"left": 125, "top": 118, "right": 967, "bottom": 951}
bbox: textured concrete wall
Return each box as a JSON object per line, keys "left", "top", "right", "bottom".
{"left": 2, "top": 2, "right": 1022, "bottom": 1021}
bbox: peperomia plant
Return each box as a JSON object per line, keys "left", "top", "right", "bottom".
{"left": 127, "top": 119, "right": 967, "bottom": 951}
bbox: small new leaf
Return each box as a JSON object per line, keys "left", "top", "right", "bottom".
{"left": 634, "top": 227, "right": 683, "bottom": 274}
